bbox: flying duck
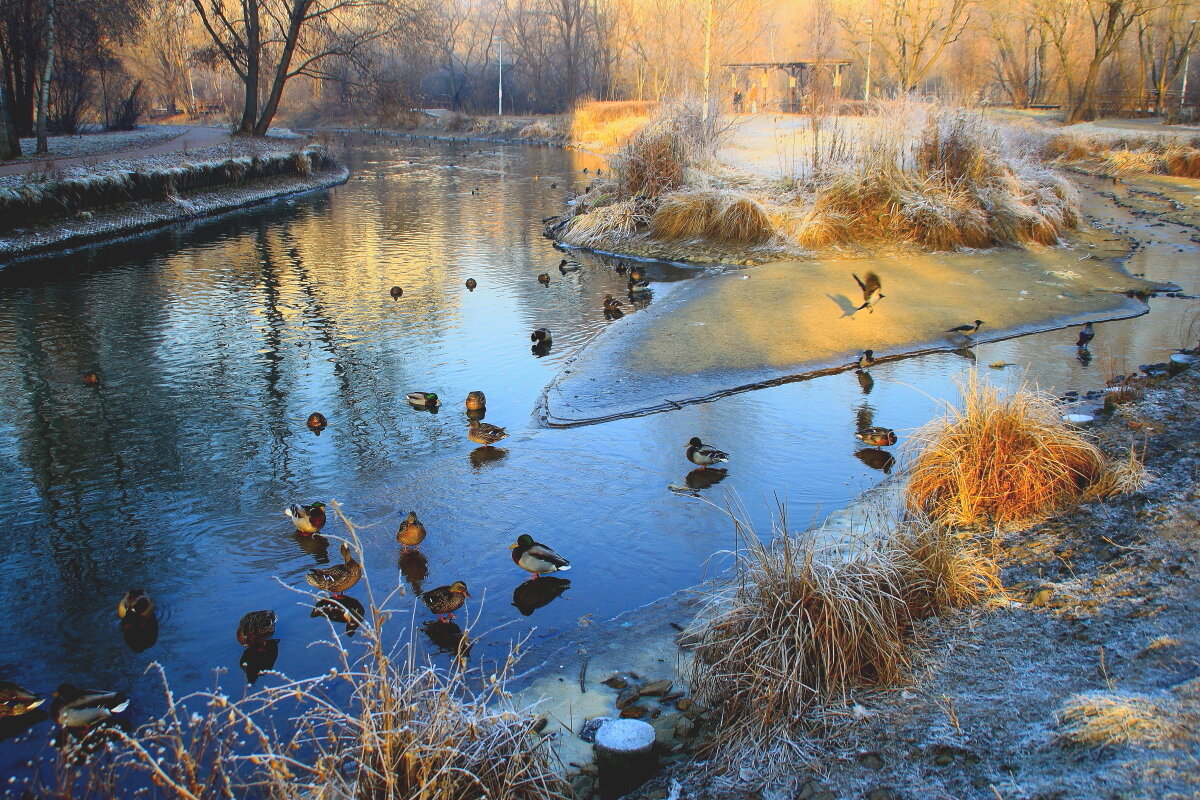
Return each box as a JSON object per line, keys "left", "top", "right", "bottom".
{"left": 853, "top": 272, "right": 884, "bottom": 311}
{"left": 686, "top": 437, "right": 729, "bottom": 469}
{"left": 511, "top": 534, "right": 571, "bottom": 579}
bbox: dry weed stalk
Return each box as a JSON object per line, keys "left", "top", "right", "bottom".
{"left": 895, "top": 520, "right": 1002, "bottom": 617}
{"left": 907, "top": 376, "right": 1107, "bottom": 530}
{"left": 36, "top": 505, "right": 567, "bottom": 800}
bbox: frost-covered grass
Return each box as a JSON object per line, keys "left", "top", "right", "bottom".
{"left": 0, "top": 140, "right": 335, "bottom": 231}
{"left": 560, "top": 106, "right": 1081, "bottom": 255}
{"left": 31, "top": 506, "right": 567, "bottom": 800}
{"left": 9, "top": 127, "right": 187, "bottom": 163}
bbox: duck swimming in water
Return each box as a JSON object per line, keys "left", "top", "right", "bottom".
{"left": 468, "top": 419, "right": 508, "bottom": 447}
{"left": 858, "top": 350, "right": 876, "bottom": 370}
{"left": 407, "top": 392, "right": 441, "bottom": 408}
{"left": 854, "top": 427, "right": 897, "bottom": 447}
{"left": 465, "top": 278, "right": 477, "bottom": 290}
{"left": 465, "top": 391, "right": 486, "bottom": 411}
{"left": 559, "top": 259, "right": 581, "bottom": 273}
{"left": 285, "top": 501, "right": 327, "bottom": 535}
{"left": 306, "top": 412, "right": 328, "bottom": 432}
{"left": 51, "top": 684, "right": 129, "bottom": 730}
{"left": 116, "top": 589, "right": 155, "bottom": 622}
{"left": 389, "top": 286, "right": 403, "bottom": 300}
{"left": 531, "top": 328, "right": 553, "bottom": 347}
{"left": 0, "top": 682, "right": 43, "bottom": 718}
{"left": 537, "top": 273, "right": 551, "bottom": 285}
{"left": 237, "top": 610, "right": 277, "bottom": 649}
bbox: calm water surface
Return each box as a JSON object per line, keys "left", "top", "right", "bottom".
{"left": 0, "top": 134, "right": 1195, "bottom": 779}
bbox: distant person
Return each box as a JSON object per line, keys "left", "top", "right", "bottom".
{"left": 733, "top": 91, "right": 743, "bottom": 112}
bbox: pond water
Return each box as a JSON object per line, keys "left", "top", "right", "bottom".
{"left": 0, "top": 134, "right": 1196, "bottom": 782}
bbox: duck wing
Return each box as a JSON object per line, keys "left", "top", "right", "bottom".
{"left": 59, "top": 689, "right": 129, "bottom": 713}
{"left": 523, "top": 543, "right": 571, "bottom": 570}
{"left": 698, "top": 445, "right": 729, "bottom": 461}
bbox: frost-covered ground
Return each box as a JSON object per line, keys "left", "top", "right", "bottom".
{"left": 11, "top": 126, "right": 187, "bottom": 162}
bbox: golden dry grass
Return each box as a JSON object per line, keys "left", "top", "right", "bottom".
{"left": 570, "top": 100, "right": 658, "bottom": 152}
{"left": 1163, "top": 144, "right": 1200, "bottom": 178}
{"left": 1086, "top": 445, "right": 1152, "bottom": 500}
{"left": 649, "top": 188, "right": 776, "bottom": 245}
{"left": 517, "top": 120, "right": 563, "bottom": 142}
{"left": 685, "top": 526, "right": 913, "bottom": 749}
{"left": 560, "top": 197, "right": 649, "bottom": 247}
{"left": 1101, "top": 149, "right": 1164, "bottom": 177}
{"left": 895, "top": 521, "right": 1002, "bottom": 617}
{"left": 1057, "top": 691, "right": 1185, "bottom": 749}
{"left": 907, "top": 377, "right": 1108, "bottom": 530}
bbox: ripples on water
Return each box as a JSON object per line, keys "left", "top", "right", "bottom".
{"left": 0, "top": 134, "right": 1195, "bottom": 776}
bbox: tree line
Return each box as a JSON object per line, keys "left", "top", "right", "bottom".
{"left": 1, "top": 0, "right": 1197, "bottom": 159}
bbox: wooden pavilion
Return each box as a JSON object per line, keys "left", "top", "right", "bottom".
{"left": 724, "top": 59, "right": 852, "bottom": 113}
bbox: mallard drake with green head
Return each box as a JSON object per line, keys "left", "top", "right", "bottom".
{"left": 0, "top": 682, "right": 43, "bottom": 718}
{"left": 559, "top": 259, "right": 581, "bottom": 273}
{"left": 858, "top": 350, "right": 876, "bottom": 370}
{"left": 686, "top": 437, "right": 729, "bottom": 469}
{"left": 237, "top": 610, "right": 277, "bottom": 649}
{"left": 307, "top": 542, "right": 361, "bottom": 598}
{"left": 537, "top": 272, "right": 551, "bottom": 285}
{"left": 468, "top": 419, "right": 508, "bottom": 447}
{"left": 285, "top": 501, "right": 327, "bottom": 535}
{"left": 465, "top": 391, "right": 486, "bottom": 411}
{"left": 116, "top": 589, "right": 155, "bottom": 622}
{"left": 465, "top": 278, "right": 478, "bottom": 290}
{"left": 397, "top": 511, "right": 427, "bottom": 549}
{"left": 855, "top": 427, "right": 897, "bottom": 447}
{"left": 407, "top": 392, "right": 441, "bottom": 408}
{"left": 51, "top": 684, "right": 129, "bottom": 729}
{"left": 511, "top": 534, "right": 571, "bottom": 579}
{"left": 390, "top": 286, "right": 403, "bottom": 300}
{"left": 628, "top": 266, "right": 645, "bottom": 282}
{"left": 306, "top": 412, "right": 328, "bottom": 432}
{"left": 422, "top": 581, "right": 470, "bottom": 621}
{"left": 628, "top": 278, "right": 651, "bottom": 294}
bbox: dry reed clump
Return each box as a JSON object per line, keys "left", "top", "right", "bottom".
{"left": 684, "top": 528, "right": 913, "bottom": 750}
{"left": 570, "top": 100, "right": 659, "bottom": 152}
{"left": 1057, "top": 691, "right": 1185, "bottom": 749}
{"left": 906, "top": 377, "right": 1108, "bottom": 530}
{"left": 517, "top": 120, "right": 563, "bottom": 142}
{"left": 649, "top": 188, "right": 776, "bottom": 245}
{"left": 560, "top": 197, "right": 650, "bottom": 247}
{"left": 1085, "top": 445, "right": 1153, "bottom": 500}
{"left": 1038, "top": 132, "right": 1096, "bottom": 163}
{"left": 795, "top": 111, "right": 1079, "bottom": 251}
{"left": 36, "top": 507, "right": 567, "bottom": 800}
{"left": 1163, "top": 144, "right": 1200, "bottom": 178}
{"left": 1100, "top": 149, "right": 1164, "bottom": 177}
{"left": 895, "top": 521, "right": 1002, "bottom": 618}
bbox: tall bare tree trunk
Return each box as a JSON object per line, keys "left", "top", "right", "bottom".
{"left": 702, "top": 0, "right": 713, "bottom": 117}
{"left": 34, "top": 0, "right": 55, "bottom": 155}
{"left": 253, "top": 0, "right": 311, "bottom": 135}
{"left": 239, "top": 0, "right": 261, "bottom": 134}
{"left": 0, "top": 74, "right": 18, "bottom": 159}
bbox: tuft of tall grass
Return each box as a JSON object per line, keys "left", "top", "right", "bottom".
{"left": 35, "top": 505, "right": 567, "bottom": 800}
{"left": 684, "top": 523, "right": 913, "bottom": 749}
{"left": 895, "top": 520, "right": 1002, "bottom": 617}
{"left": 560, "top": 197, "right": 650, "bottom": 247}
{"left": 649, "top": 188, "right": 776, "bottom": 245}
{"left": 906, "top": 377, "right": 1108, "bottom": 530}
{"left": 1057, "top": 691, "right": 1185, "bottom": 749}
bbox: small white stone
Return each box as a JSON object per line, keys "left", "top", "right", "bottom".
{"left": 594, "top": 718, "right": 654, "bottom": 752}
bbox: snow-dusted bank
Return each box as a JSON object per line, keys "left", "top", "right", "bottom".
{"left": 0, "top": 139, "right": 348, "bottom": 262}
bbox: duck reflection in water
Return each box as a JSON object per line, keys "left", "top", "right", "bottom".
{"left": 422, "top": 620, "right": 471, "bottom": 662}
{"left": 398, "top": 549, "right": 430, "bottom": 595}
{"left": 293, "top": 531, "right": 331, "bottom": 564}
{"left": 1077, "top": 347, "right": 1093, "bottom": 367}
{"left": 311, "top": 595, "right": 365, "bottom": 637}
{"left": 239, "top": 639, "right": 279, "bottom": 684}
{"left": 856, "top": 369, "right": 875, "bottom": 395}
{"left": 120, "top": 616, "right": 159, "bottom": 653}
{"left": 469, "top": 445, "right": 508, "bottom": 469}
{"left": 855, "top": 448, "right": 896, "bottom": 474}
{"left": 512, "top": 576, "right": 571, "bottom": 616}
{"left": 685, "top": 467, "right": 728, "bottom": 491}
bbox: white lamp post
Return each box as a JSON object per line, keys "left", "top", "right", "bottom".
{"left": 496, "top": 37, "right": 504, "bottom": 117}
{"left": 864, "top": 18, "right": 874, "bottom": 102}
{"left": 1182, "top": 21, "right": 1197, "bottom": 113}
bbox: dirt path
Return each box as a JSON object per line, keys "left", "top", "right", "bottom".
{"left": 0, "top": 125, "right": 230, "bottom": 177}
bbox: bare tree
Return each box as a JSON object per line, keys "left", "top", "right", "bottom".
{"left": 33, "top": 0, "right": 53, "bottom": 153}
{"left": 125, "top": 0, "right": 197, "bottom": 115}
{"left": 1137, "top": 0, "right": 1198, "bottom": 116}
{"left": 191, "top": 0, "right": 427, "bottom": 135}
{"left": 841, "top": 0, "right": 974, "bottom": 95}
{"left": 981, "top": 0, "right": 1048, "bottom": 107}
